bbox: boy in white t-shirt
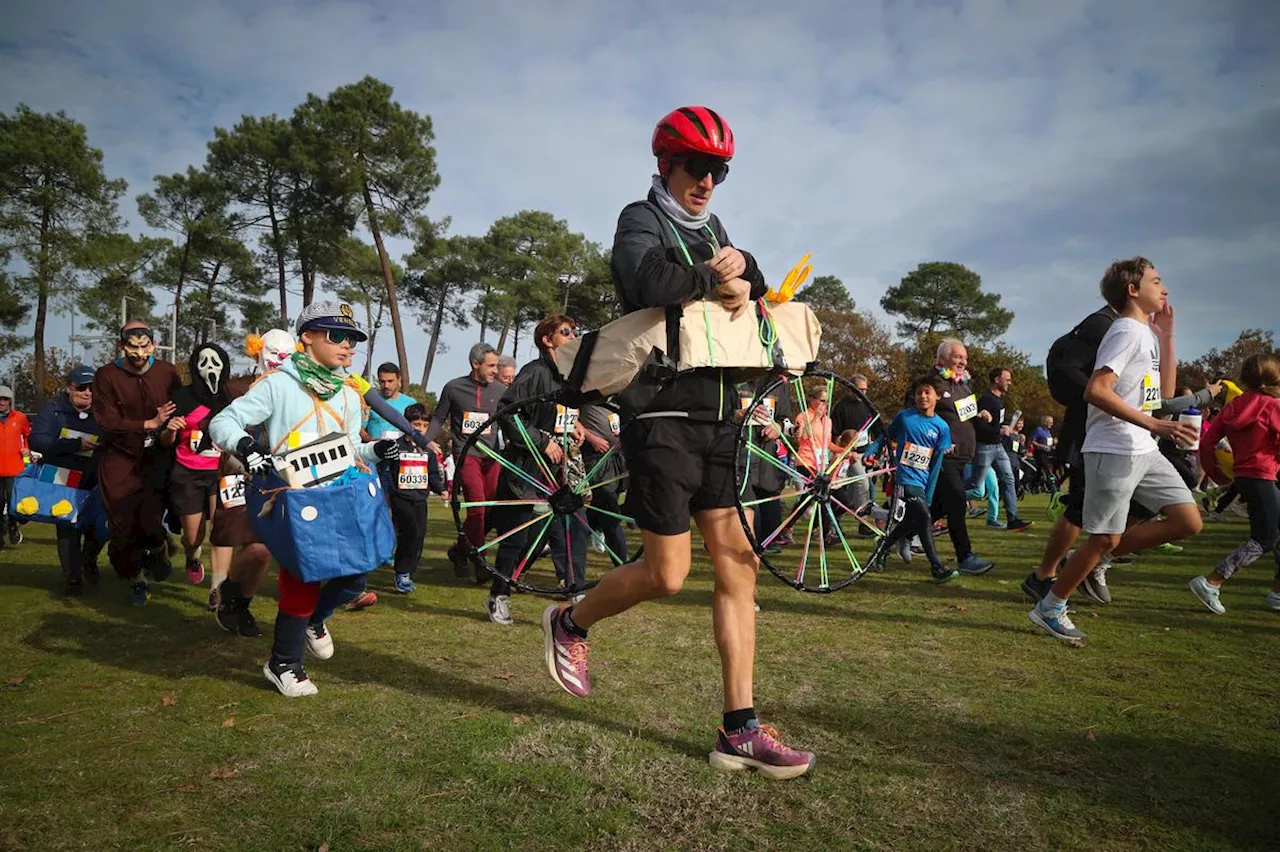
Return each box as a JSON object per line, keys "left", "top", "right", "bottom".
{"left": 1029, "top": 258, "right": 1202, "bottom": 643}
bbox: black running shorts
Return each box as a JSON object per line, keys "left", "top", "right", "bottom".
{"left": 168, "top": 464, "right": 219, "bottom": 517}
{"left": 622, "top": 418, "right": 738, "bottom": 536}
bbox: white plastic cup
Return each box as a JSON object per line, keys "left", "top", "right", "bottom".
{"left": 1178, "top": 410, "right": 1202, "bottom": 451}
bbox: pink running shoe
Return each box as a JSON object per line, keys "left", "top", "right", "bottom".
{"left": 542, "top": 605, "right": 591, "bottom": 697}
{"left": 708, "top": 723, "right": 816, "bottom": 780}
{"left": 342, "top": 591, "right": 378, "bottom": 611}
{"left": 185, "top": 557, "right": 205, "bottom": 585}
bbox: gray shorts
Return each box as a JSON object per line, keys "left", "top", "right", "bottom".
{"left": 1082, "top": 451, "right": 1194, "bottom": 535}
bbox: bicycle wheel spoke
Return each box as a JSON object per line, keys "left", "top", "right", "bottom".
{"left": 572, "top": 511, "right": 627, "bottom": 567}
{"left": 511, "top": 414, "right": 557, "bottom": 488}
{"left": 476, "top": 441, "right": 554, "bottom": 496}
{"left": 831, "top": 465, "right": 894, "bottom": 490}
{"left": 823, "top": 412, "right": 882, "bottom": 478}
{"left": 821, "top": 373, "right": 835, "bottom": 471}
{"left": 459, "top": 499, "right": 549, "bottom": 509}
{"left": 478, "top": 510, "right": 552, "bottom": 554}
{"left": 575, "top": 445, "right": 620, "bottom": 495}
{"left": 510, "top": 514, "right": 555, "bottom": 581}
{"left": 585, "top": 503, "right": 635, "bottom": 525}
{"left": 579, "top": 472, "right": 627, "bottom": 494}
{"left": 825, "top": 502, "right": 862, "bottom": 576}
{"left": 796, "top": 503, "right": 817, "bottom": 585}
{"left": 744, "top": 440, "right": 810, "bottom": 485}
{"left": 761, "top": 493, "right": 814, "bottom": 548}
{"left": 741, "top": 488, "right": 806, "bottom": 508}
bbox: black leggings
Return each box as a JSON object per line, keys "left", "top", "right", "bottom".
{"left": 881, "top": 485, "right": 942, "bottom": 568}
{"left": 1213, "top": 477, "right": 1280, "bottom": 581}
{"left": 389, "top": 496, "right": 427, "bottom": 576}
{"left": 931, "top": 458, "right": 973, "bottom": 560}
{"left": 56, "top": 524, "right": 104, "bottom": 582}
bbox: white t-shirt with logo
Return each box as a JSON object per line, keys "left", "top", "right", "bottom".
{"left": 1082, "top": 317, "right": 1160, "bottom": 456}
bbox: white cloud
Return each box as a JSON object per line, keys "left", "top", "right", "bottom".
{"left": 2, "top": 0, "right": 1277, "bottom": 385}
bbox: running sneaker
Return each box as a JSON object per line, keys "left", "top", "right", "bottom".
{"left": 967, "top": 507, "right": 986, "bottom": 519}
{"left": 1078, "top": 557, "right": 1112, "bottom": 605}
{"left": 7, "top": 520, "right": 22, "bottom": 546}
{"left": 341, "top": 591, "right": 378, "bottom": 611}
{"left": 128, "top": 580, "right": 150, "bottom": 606}
{"left": 931, "top": 563, "right": 959, "bottom": 584}
{"left": 64, "top": 579, "right": 84, "bottom": 597}
{"left": 986, "top": 519, "right": 1007, "bottom": 530}
{"left": 591, "top": 531, "right": 606, "bottom": 554}
{"left": 1188, "top": 576, "right": 1226, "bottom": 615}
{"left": 865, "top": 550, "right": 888, "bottom": 574}
{"left": 394, "top": 572, "right": 416, "bottom": 594}
{"left": 215, "top": 598, "right": 241, "bottom": 634}
{"left": 774, "top": 531, "right": 793, "bottom": 547}
{"left": 1006, "top": 518, "right": 1034, "bottom": 533}
{"left": 542, "top": 605, "right": 591, "bottom": 697}
{"left": 1046, "top": 492, "right": 1066, "bottom": 523}
{"left": 957, "top": 554, "right": 994, "bottom": 575}
{"left": 487, "top": 595, "right": 513, "bottom": 626}
{"left": 447, "top": 545, "right": 468, "bottom": 578}
{"left": 185, "top": 557, "right": 204, "bottom": 585}
{"left": 1021, "top": 572, "right": 1054, "bottom": 602}
{"left": 1029, "top": 601, "right": 1086, "bottom": 642}
{"left": 708, "top": 722, "right": 816, "bottom": 780}
{"left": 1266, "top": 591, "right": 1280, "bottom": 612}
{"left": 1155, "top": 542, "right": 1184, "bottom": 554}
{"left": 207, "top": 586, "right": 220, "bottom": 612}
{"left": 305, "top": 622, "right": 334, "bottom": 660}
{"left": 263, "top": 660, "right": 318, "bottom": 698}
{"left": 237, "top": 605, "right": 262, "bottom": 638}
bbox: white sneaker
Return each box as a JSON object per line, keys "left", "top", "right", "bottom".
{"left": 1265, "top": 591, "right": 1280, "bottom": 612}
{"left": 487, "top": 595, "right": 513, "bottom": 625}
{"left": 305, "top": 622, "right": 335, "bottom": 659}
{"left": 1189, "top": 576, "right": 1226, "bottom": 615}
{"left": 591, "top": 532, "right": 606, "bottom": 554}
{"left": 263, "top": 661, "right": 318, "bottom": 697}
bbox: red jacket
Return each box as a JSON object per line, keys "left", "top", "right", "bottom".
{"left": 0, "top": 410, "right": 32, "bottom": 477}
{"left": 1200, "top": 391, "right": 1280, "bottom": 482}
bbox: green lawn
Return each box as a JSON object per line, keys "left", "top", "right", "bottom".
{"left": 1, "top": 495, "right": 1277, "bottom": 851}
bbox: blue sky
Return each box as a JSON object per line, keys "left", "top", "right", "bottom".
{"left": 3, "top": 0, "right": 1278, "bottom": 384}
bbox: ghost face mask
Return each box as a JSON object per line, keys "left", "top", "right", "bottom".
{"left": 120, "top": 327, "right": 156, "bottom": 368}
{"left": 259, "top": 329, "right": 296, "bottom": 371}
{"left": 190, "top": 343, "right": 230, "bottom": 399}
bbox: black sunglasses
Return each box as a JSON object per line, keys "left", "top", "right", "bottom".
{"left": 556, "top": 326, "right": 577, "bottom": 337}
{"left": 71, "top": 383, "right": 93, "bottom": 392}
{"left": 325, "top": 329, "right": 360, "bottom": 346}
{"left": 679, "top": 156, "right": 730, "bottom": 185}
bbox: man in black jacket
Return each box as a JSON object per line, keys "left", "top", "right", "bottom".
{"left": 540, "top": 106, "right": 815, "bottom": 780}
{"left": 966, "top": 366, "right": 1033, "bottom": 532}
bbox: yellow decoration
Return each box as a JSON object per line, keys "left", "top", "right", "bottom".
{"left": 347, "top": 374, "right": 372, "bottom": 395}
{"left": 243, "top": 334, "right": 264, "bottom": 358}
{"left": 16, "top": 496, "right": 39, "bottom": 516}
{"left": 51, "top": 499, "right": 74, "bottom": 518}
{"left": 765, "top": 254, "right": 812, "bottom": 304}
{"left": 1222, "top": 379, "right": 1243, "bottom": 404}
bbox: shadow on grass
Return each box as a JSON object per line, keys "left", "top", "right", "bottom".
{"left": 18, "top": 606, "right": 709, "bottom": 763}
{"left": 777, "top": 695, "right": 1280, "bottom": 851}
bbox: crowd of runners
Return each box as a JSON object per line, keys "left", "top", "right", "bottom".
{"left": 2, "top": 105, "right": 1278, "bottom": 781}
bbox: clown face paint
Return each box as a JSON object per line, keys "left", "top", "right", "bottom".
{"left": 121, "top": 327, "right": 156, "bottom": 369}
{"left": 259, "top": 329, "right": 296, "bottom": 371}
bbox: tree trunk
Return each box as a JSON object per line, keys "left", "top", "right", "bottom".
{"left": 421, "top": 285, "right": 448, "bottom": 389}
{"left": 267, "top": 191, "right": 288, "bottom": 326}
{"left": 361, "top": 178, "right": 410, "bottom": 375}
{"left": 298, "top": 238, "right": 316, "bottom": 309}
{"left": 512, "top": 321, "right": 521, "bottom": 359}
{"left": 362, "top": 298, "right": 377, "bottom": 380}
{"left": 33, "top": 203, "right": 52, "bottom": 406}
{"left": 172, "top": 237, "right": 194, "bottom": 345}
{"left": 496, "top": 321, "right": 510, "bottom": 356}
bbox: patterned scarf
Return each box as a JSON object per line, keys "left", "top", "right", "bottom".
{"left": 291, "top": 351, "right": 344, "bottom": 401}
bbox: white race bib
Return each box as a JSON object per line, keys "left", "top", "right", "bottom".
{"left": 461, "top": 411, "right": 487, "bottom": 435}
{"left": 218, "top": 475, "right": 246, "bottom": 508}
{"left": 954, "top": 395, "right": 979, "bottom": 422}
{"left": 554, "top": 404, "right": 580, "bottom": 435}
{"left": 607, "top": 413, "right": 620, "bottom": 436}
{"left": 901, "top": 441, "right": 933, "bottom": 471}
{"left": 1141, "top": 374, "right": 1160, "bottom": 411}
{"left": 189, "top": 429, "right": 221, "bottom": 458}
{"left": 1010, "top": 440, "right": 1020, "bottom": 453}
{"left": 397, "top": 453, "right": 432, "bottom": 490}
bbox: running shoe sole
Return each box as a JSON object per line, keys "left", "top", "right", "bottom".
{"left": 1188, "top": 578, "right": 1226, "bottom": 615}
{"left": 542, "top": 605, "right": 588, "bottom": 698}
{"left": 1028, "top": 608, "right": 1085, "bottom": 643}
{"left": 707, "top": 749, "right": 814, "bottom": 780}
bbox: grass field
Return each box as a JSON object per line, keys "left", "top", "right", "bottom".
{"left": 1, "top": 494, "right": 1277, "bottom": 851}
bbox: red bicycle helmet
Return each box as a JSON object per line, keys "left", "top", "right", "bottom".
{"left": 651, "top": 106, "right": 735, "bottom": 160}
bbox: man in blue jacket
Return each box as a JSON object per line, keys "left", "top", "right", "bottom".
{"left": 29, "top": 365, "right": 105, "bottom": 595}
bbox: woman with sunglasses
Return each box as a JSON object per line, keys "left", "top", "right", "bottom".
{"left": 28, "top": 365, "right": 106, "bottom": 594}
{"left": 541, "top": 106, "right": 816, "bottom": 779}
{"left": 210, "top": 301, "right": 399, "bottom": 697}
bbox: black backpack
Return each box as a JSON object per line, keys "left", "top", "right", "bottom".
{"left": 1045, "top": 306, "right": 1118, "bottom": 406}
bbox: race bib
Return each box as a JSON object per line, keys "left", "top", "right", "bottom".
{"left": 461, "top": 411, "right": 488, "bottom": 435}
{"left": 901, "top": 441, "right": 933, "bottom": 471}
{"left": 381, "top": 428, "right": 402, "bottom": 440}
{"left": 1010, "top": 440, "right": 1019, "bottom": 453}
{"left": 954, "top": 395, "right": 979, "bottom": 422}
{"left": 397, "top": 453, "right": 432, "bottom": 490}
{"left": 554, "top": 404, "right": 580, "bottom": 435}
{"left": 188, "top": 429, "right": 221, "bottom": 458}
{"left": 218, "top": 475, "right": 246, "bottom": 509}
{"left": 740, "top": 395, "right": 777, "bottom": 420}
{"left": 607, "top": 413, "right": 620, "bottom": 436}
{"left": 1141, "top": 374, "right": 1160, "bottom": 411}
{"left": 61, "top": 427, "right": 98, "bottom": 458}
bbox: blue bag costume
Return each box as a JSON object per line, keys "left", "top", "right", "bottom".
{"left": 12, "top": 463, "right": 93, "bottom": 526}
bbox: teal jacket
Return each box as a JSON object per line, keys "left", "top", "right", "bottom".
{"left": 209, "top": 359, "right": 378, "bottom": 466}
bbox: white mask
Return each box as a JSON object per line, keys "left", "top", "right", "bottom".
{"left": 196, "top": 346, "right": 225, "bottom": 395}
{"left": 260, "top": 329, "right": 296, "bottom": 371}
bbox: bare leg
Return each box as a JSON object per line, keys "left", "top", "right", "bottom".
{"left": 231, "top": 543, "right": 272, "bottom": 597}
{"left": 570, "top": 530, "right": 692, "bottom": 629}
{"left": 210, "top": 546, "right": 232, "bottom": 591}
{"left": 1110, "top": 504, "right": 1203, "bottom": 557}
{"left": 1036, "top": 516, "right": 1080, "bottom": 579}
{"left": 697, "top": 507, "right": 758, "bottom": 713}
{"left": 1051, "top": 533, "right": 1120, "bottom": 599}
{"left": 180, "top": 513, "right": 206, "bottom": 563}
